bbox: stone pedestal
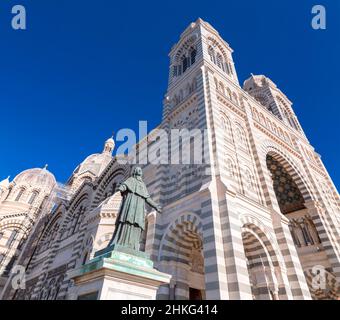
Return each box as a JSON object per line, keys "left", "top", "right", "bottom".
{"left": 68, "top": 246, "right": 171, "bottom": 300}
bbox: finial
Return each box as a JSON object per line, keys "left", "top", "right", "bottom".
{"left": 103, "top": 133, "right": 115, "bottom": 155}
{"left": 43, "top": 164, "right": 48, "bottom": 170}
{"left": 0, "top": 175, "right": 10, "bottom": 187}
{"left": 250, "top": 73, "right": 254, "bottom": 77}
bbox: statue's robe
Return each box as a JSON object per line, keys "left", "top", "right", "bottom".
{"left": 110, "top": 176, "right": 152, "bottom": 251}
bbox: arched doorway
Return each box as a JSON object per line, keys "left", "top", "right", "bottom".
{"left": 266, "top": 153, "right": 340, "bottom": 299}
{"left": 159, "top": 216, "right": 205, "bottom": 300}
{"left": 241, "top": 222, "right": 283, "bottom": 300}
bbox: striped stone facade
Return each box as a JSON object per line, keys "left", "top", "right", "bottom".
{"left": 1, "top": 18, "right": 339, "bottom": 300}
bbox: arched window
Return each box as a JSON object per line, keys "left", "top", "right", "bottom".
{"left": 229, "top": 62, "right": 234, "bottom": 75}
{"left": 233, "top": 93, "right": 239, "bottom": 105}
{"left": 0, "top": 254, "right": 4, "bottom": 264}
{"left": 279, "top": 101, "right": 301, "bottom": 132}
{"left": 208, "top": 47, "right": 216, "bottom": 63}
{"left": 225, "top": 62, "right": 231, "bottom": 75}
{"left": 28, "top": 191, "right": 39, "bottom": 205}
{"left": 244, "top": 169, "right": 254, "bottom": 190}
{"left": 218, "top": 82, "right": 225, "bottom": 94}
{"left": 190, "top": 47, "right": 197, "bottom": 65}
{"left": 291, "top": 118, "right": 300, "bottom": 131}
{"left": 216, "top": 54, "right": 223, "bottom": 69}
{"left": 278, "top": 128, "right": 284, "bottom": 138}
{"left": 284, "top": 133, "right": 290, "bottom": 143}
{"left": 221, "top": 116, "right": 233, "bottom": 142}
{"left": 181, "top": 55, "right": 188, "bottom": 73}
{"left": 252, "top": 108, "right": 258, "bottom": 121}
{"left": 214, "top": 77, "right": 218, "bottom": 89}
{"left": 282, "top": 108, "right": 289, "bottom": 120}
{"left": 272, "top": 124, "right": 278, "bottom": 135}
{"left": 235, "top": 125, "right": 248, "bottom": 150}
{"left": 0, "top": 232, "right": 3, "bottom": 240}
{"left": 208, "top": 45, "right": 231, "bottom": 76}
{"left": 236, "top": 128, "right": 244, "bottom": 144}
{"left": 172, "top": 65, "right": 178, "bottom": 77}
{"left": 226, "top": 159, "right": 234, "bottom": 177}
{"left": 70, "top": 206, "right": 86, "bottom": 235}
{"left": 173, "top": 46, "right": 197, "bottom": 79}
{"left": 227, "top": 88, "right": 232, "bottom": 100}
{"left": 177, "top": 64, "right": 182, "bottom": 76}
{"left": 15, "top": 188, "right": 25, "bottom": 202}
{"left": 6, "top": 230, "right": 19, "bottom": 247}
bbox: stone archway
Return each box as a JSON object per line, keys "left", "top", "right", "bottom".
{"left": 158, "top": 213, "right": 204, "bottom": 300}
{"left": 266, "top": 152, "right": 340, "bottom": 299}
{"left": 240, "top": 219, "right": 288, "bottom": 300}
{"left": 242, "top": 230, "right": 277, "bottom": 300}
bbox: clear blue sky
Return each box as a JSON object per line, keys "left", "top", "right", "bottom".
{"left": 0, "top": 0, "right": 339, "bottom": 190}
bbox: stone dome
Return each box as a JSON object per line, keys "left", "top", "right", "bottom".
{"left": 104, "top": 137, "right": 115, "bottom": 152}
{"left": 243, "top": 74, "right": 277, "bottom": 91}
{"left": 13, "top": 167, "right": 56, "bottom": 190}
{"left": 72, "top": 136, "right": 114, "bottom": 178}
{"left": 73, "top": 152, "right": 112, "bottom": 177}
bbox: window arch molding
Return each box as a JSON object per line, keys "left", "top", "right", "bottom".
{"left": 173, "top": 34, "right": 198, "bottom": 62}
{"left": 242, "top": 166, "right": 255, "bottom": 191}
{"left": 207, "top": 37, "right": 233, "bottom": 76}
{"left": 220, "top": 112, "right": 234, "bottom": 143}
{"left": 36, "top": 213, "right": 62, "bottom": 253}
{"left": 276, "top": 95, "right": 301, "bottom": 132}
{"left": 234, "top": 122, "right": 249, "bottom": 151}
{"left": 207, "top": 37, "right": 228, "bottom": 62}
{"left": 14, "top": 187, "right": 26, "bottom": 202}
{"left": 0, "top": 221, "right": 30, "bottom": 240}
{"left": 91, "top": 166, "right": 128, "bottom": 209}
{"left": 58, "top": 192, "right": 90, "bottom": 240}
{"left": 172, "top": 34, "right": 198, "bottom": 78}
{"left": 28, "top": 190, "right": 40, "bottom": 205}
{"left": 225, "top": 157, "right": 236, "bottom": 178}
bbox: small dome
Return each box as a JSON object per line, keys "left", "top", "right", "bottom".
{"left": 105, "top": 137, "right": 115, "bottom": 146}
{"left": 73, "top": 152, "right": 112, "bottom": 177}
{"left": 243, "top": 74, "right": 277, "bottom": 91}
{"left": 71, "top": 136, "right": 114, "bottom": 180}
{"left": 13, "top": 166, "right": 56, "bottom": 190}
{"left": 103, "top": 136, "right": 115, "bottom": 155}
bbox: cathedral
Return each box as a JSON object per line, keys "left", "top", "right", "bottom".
{"left": 0, "top": 18, "right": 339, "bottom": 300}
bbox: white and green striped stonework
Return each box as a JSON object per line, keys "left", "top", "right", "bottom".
{"left": 1, "top": 18, "right": 339, "bottom": 301}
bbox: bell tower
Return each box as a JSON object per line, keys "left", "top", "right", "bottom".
{"left": 156, "top": 18, "right": 340, "bottom": 301}
{"left": 243, "top": 74, "right": 305, "bottom": 136}
{"left": 163, "top": 18, "right": 239, "bottom": 119}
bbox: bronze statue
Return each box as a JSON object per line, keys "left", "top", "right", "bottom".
{"left": 109, "top": 167, "right": 161, "bottom": 251}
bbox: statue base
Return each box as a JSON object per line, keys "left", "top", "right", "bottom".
{"left": 94, "top": 243, "right": 151, "bottom": 260}
{"left": 67, "top": 246, "right": 171, "bottom": 300}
